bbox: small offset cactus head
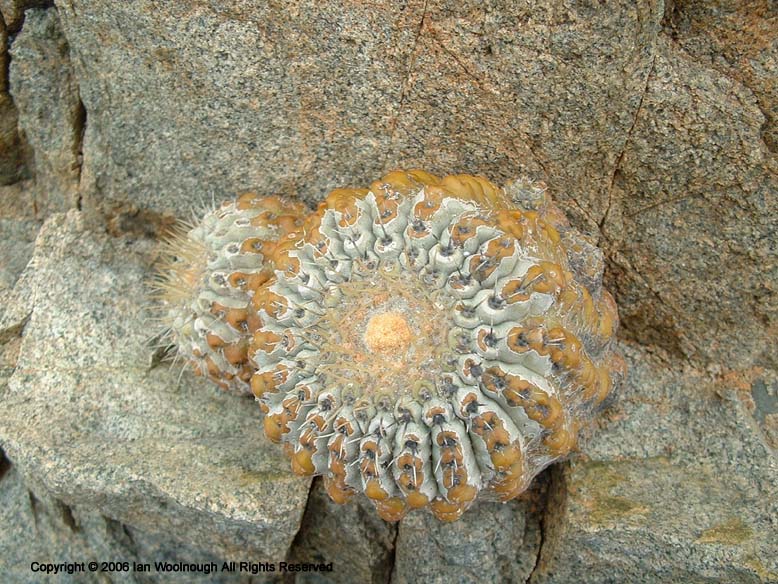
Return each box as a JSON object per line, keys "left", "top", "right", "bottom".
{"left": 248, "top": 170, "right": 625, "bottom": 522}
{"left": 150, "top": 193, "right": 306, "bottom": 393}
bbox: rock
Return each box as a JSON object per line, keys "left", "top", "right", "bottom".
{"left": 0, "top": 0, "right": 51, "bottom": 33}
{"left": 602, "top": 35, "right": 778, "bottom": 369}
{"left": 531, "top": 343, "right": 778, "bottom": 583}
{"left": 0, "top": 211, "right": 311, "bottom": 563}
{"left": 0, "top": 183, "right": 39, "bottom": 294}
{"left": 287, "top": 476, "right": 543, "bottom": 584}
{"left": 0, "top": 462, "right": 275, "bottom": 583}
{"left": 663, "top": 0, "right": 778, "bottom": 153}
{"left": 0, "top": 91, "right": 24, "bottom": 185}
{"left": 0, "top": 13, "right": 28, "bottom": 185}
{"left": 288, "top": 478, "right": 396, "bottom": 584}
{"left": 0, "top": 183, "right": 39, "bottom": 357}
{"left": 9, "top": 6, "right": 83, "bottom": 213}
{"left": 50, "top": 0, "right": 661, "bottom": 224}
{"left": 749, "top": 372, "right": 778, "bottom": 451}
{"left": 0, "top": 215, "right": 37, "bottom": 291}
{"left": 392, "top": 495, "right": 542, "bottom": 584}
{"left": 47, "top": 0, "right": 776, "bottom": 371}
{"left": 0, "top": 1, "right": 776, "bottom": 581}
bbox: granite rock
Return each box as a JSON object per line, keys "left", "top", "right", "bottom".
{"left": 46, "top": 0, "right": 776, "bottom": 369}
{"left": 0, "top": 13, "right": 27, "bottom": 185}
{"left": 663, "top": 0, "right": 778, "bottom": 153}
{"left": 392, "top": 495, "right": 542, "bottom": 584}
{"left": 288, "top": 478, "right": 396, "bottom": 584}
{"left": 0, "top": 211, "right": 310, "bottom": 566}
{"left": 50, "top": 0, "right": 661, "bottom": 223}
{"left": 0, "top": 463, "right": 272, "bottom": 583}
{"left": 0, "top": 215, "right": 37, "bottom": 291}
{"left": 602, "top": 35, "right": 778, "bottom": 368}
{"left": 9, "top": 6, "right": 83, "bottom": 213}
{"left": 0, "top": 219, "right": 775, "bottom": 583}
{"left": 287, "top": 476, "right": 543, "bottom": 584}
{"left": 0, "top": 0, "right": 50, "bottom": 33}
{"left": 531, "top": 343, "right": 778, "bottom": 583}
{"left": 0, "top": 183, "right": 39, "bottom": 293}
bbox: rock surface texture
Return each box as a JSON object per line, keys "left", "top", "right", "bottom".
{"left": 0, "top": 1, "right": 775, "bottom": 583}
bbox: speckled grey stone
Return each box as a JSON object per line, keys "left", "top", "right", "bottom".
{"left": 0, "top": 463, "right": 278, "bottom": 583}
{"left": 47, "top": 0, "right": 776, "bottom": 371}
{"left": 0, "top": 197, "right": 39, "bottom": 292}
{"left": 0, "top": 13, "right": 27, "bottom": 185}
{"left": 0, "top": 219, "right": 36, "bottom": 290}
{"left": 392, "top": 496, "right": 542, "bottom": 584}
{"left": 50, "top": 0, "right": 660, "bottom": 224}
{"left": 0, "top": 183, "right": 39, "bottom": 338}
{"left": 530, "top": 342, "right": 778, "bottom": 583}
{"left": 9, "top": 6, "right": 82, "bottom": 212}
{"left": 663, "top": 1, "right": 778, "bottom": 153}
{"left": 602, "top": 35, "right": 778, "bottom": 369}
{"left": 0, "top": 0, "right": 49, "bottom": 32}
{"left": 288, "top": 478, "right": 396, "bottom": 584}
{"left": 0, "top": 211, "right": 310, "bottom": 564}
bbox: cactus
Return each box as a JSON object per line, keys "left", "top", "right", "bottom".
{"left": 154, "top": 171, "right": 625, "bottom": 522}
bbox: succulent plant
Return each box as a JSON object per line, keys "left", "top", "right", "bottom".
{"left": 153, "top": 171, "right": 624, "bottom": 521}
{"left": 247, "top": 171, "right": 625, "bottom": 521}
{"left": 152, "top": 193, "right": 306, "bottom": 393}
